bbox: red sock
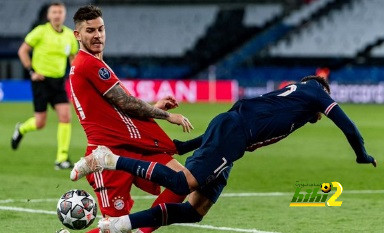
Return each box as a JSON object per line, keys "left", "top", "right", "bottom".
{"left": 86, "top": 228, "right": 99, "bottom": 233}
{"left": 138, "top": 189, "right": 186, "bottom": 233}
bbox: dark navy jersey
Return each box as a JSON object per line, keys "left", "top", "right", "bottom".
{"left": 230, "top": 80, "right": 334, "bottom": 144}
{"left": 229, "top": 79, "right": 373, "bottom": 164}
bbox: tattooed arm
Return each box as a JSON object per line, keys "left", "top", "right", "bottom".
{"left": 104, "top": 83, "right": 193, "bottom": 132}
{"left": 105, "top": 83, "right": 170, "bottom": 119}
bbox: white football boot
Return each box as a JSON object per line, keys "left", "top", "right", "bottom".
{"left": 98, "top": 215, "right": 132, "bottom": 233}
{"left": 70, "top": 145, "right": 118, "bottom": 181}
{"left": 56, "top": 229, "right": 70, "bottom": 233}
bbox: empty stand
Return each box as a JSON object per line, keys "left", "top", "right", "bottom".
{"left": 270, "top": 0, "right": 384, "bottom": 57}
{"left": 371, "top": 42, "right": 384, "bottom": 57}
{"left": 66, "top": 5, "right": 218, "bottom": 56}
{"left": 243, "top": 4, "right": 283, "bottom": 27}
{"left": 0, "top": 0, "right": 91, "bottom": 37}
{"left": 283, "top": 0, "right": 333, "bottom": 25}
{"left": 0, "top": 0, "right": 41, "bottom": 36}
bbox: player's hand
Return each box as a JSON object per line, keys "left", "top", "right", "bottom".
{"left": 166, "top": 113, "right": 194, "bottom": 133}
{"left": 356, "top": 155, "right": 376, "bottom": 167}
{"left": 31, "top": 72, "right": 45, "bottom": 81}
{"left": 154, "top": 96, "right": 179, "bottom": 111}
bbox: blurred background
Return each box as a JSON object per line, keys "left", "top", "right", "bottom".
{"left": 1, "top": 0, "right": 384, "bottom": 103}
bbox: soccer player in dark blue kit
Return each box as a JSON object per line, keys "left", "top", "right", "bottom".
{"left": 71, "top": 76, "right": 376, "bottom": 232}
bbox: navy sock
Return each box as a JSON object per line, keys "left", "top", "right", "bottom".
{"left": 173, "top": 135, "right": 203, "bottom": 155}
{"left": 130, "top": 202, "right": 203, "bottom": 229}
{"left": 116, "top": 157, "right": 190, "bottom": 195}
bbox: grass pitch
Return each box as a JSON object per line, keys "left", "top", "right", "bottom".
{"left": 0, "top": 102, "right": 383, "bottom": 233}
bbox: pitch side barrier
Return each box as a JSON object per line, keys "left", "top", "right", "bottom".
{"left": 3, "top": 80, "right": 384, "bottom": 103}
{"left": 243, "top": 82, "right": 384, "bottom": 104}
{"left": 0, "top": 80, "right": 238, "bottom": 103}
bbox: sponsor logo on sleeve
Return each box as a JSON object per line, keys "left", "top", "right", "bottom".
{"left": 98, "top": 67, "right": 111, "bottom": 80}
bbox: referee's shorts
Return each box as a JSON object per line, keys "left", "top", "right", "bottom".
{"left": 31, "top": 77, "right": 69, "bottom": 112}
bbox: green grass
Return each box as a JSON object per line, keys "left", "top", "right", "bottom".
{"left": 0, "top": 102, "right": 383, "bottom": 233}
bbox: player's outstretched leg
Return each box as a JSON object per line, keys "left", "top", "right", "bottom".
{"left": 98, "top": 215, "right": 132, "bottom": 233}
{"left": 70, "top": 146, "right": 118, "bottom": 181}
{"left": 71, "top": 146, "right": 192, "bottom": 196}
{"left": 98, "top": 202, "right": 203, "bottom": 233}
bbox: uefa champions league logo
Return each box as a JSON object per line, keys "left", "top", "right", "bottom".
{"left": 98, "top": 67, "right": 111, "bottom": 80}
{"left": 290, "top": 181, "right": 343, "bottom": 207}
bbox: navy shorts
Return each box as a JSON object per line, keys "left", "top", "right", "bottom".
{"left": 31, "top": 77, "right": 68, "bottom": 112}
{"left": 185, "top": 111, "right": 247, "bottom": 202}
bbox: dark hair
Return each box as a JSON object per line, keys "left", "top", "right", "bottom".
{"left": 301, "top": 75, "right": 330, "bottom": 94}
{"left": 49, "top": 1, "right": 65, "bottom": 8}
{"left": 73, "top": 5, "right": 102, "bottom": 26}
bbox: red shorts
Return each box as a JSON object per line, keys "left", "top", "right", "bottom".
{"left": 85, "top": 146, "right": 173, "bottom": 217}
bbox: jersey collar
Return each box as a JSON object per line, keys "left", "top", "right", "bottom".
{"left": 79, "top": 49, "right": 114, "bottom": 74}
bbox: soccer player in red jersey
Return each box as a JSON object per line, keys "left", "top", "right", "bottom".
{"left": 69, "top": 5, "right": 193, "bottom": 233}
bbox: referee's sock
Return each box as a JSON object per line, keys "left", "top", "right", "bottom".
{"left": 19, "top": 117, "right": 37, "bottom": 135}
{"left": 116, "top": 157, "right": 191, "bottom": 195}
{"left": 56, "top": 122, "right": 71, "bottom": 162}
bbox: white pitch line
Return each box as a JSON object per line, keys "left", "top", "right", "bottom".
{"left": 0, "top": 206, "right": 56, "bottom": 215}
{"left": 343, "top": 190, "right": 384, "bottom": 194}
{"left": 0, "top": 205, "right": 277, "bottom": 233}
{"left": 0, "top": 190, "right": 383, "bottom": 204}
{"left": 221, "top": 192, "right": 289, "bottom": 197}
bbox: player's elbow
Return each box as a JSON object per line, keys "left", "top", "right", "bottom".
{"left": 17, "top": 48, "right": 25, "bottom": 59}
{"left": 18, "top": 43, "right": 30, "bottom": 57}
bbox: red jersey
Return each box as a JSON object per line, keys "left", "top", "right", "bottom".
{"left": 69, "top": 50, "right": 176, "bottom": 154}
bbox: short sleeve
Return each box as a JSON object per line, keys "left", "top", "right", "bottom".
{"left": 25, "top": 25, "right": 44, "bottom": 47}
{"left": 84, "top": 58, "right": 120, "bottom": 95}
{"left": 70, "top": 34, "right": 78, "bottom": 55}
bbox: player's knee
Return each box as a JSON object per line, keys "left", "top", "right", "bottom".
{"left": 169, "top": 171, "right": 191, "bottom": 196}
{"left": 58, "top": 113, "right": 71, "bottom": 123}
{"left": 59, "top": 117, "right": 71, "bottom": 123}
{"left": 56, "top": 104, "right": 71, "bottom": 123}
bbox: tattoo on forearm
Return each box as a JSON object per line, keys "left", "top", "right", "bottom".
{"left": 105, "top": 84, "right": 170, "bottom": 119}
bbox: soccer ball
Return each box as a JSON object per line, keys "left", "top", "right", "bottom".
{"left": 57, "top": 189, "right": 97, "bottom": 230}
{"left": 321, "top": 183, "right": 331, "bottom": 193}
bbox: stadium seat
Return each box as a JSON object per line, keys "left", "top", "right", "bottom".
{"left": 371, "top": 43, "right": 384, "bottom": 57}
{"left": 243, "top": 4, "right": 283, "bottom": 27}
{"left": 66, "top": 5, "right": 218, "bottom": 56}
{"left": 0, "top": 0, "right": 91, "bottom": 36}
{"left": 270, "top": 0, "right": 384, "bottom": 57}
{"left": 0, "top": 0, "right": 40, "bottom": 36}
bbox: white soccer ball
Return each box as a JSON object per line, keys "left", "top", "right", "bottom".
{"left": 57, "top": 189, "right": 97, "bottom": 230}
